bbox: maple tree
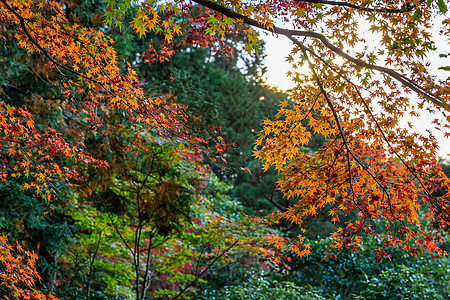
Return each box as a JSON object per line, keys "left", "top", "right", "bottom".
{"left": 1, "top": 0, "right": 450, "bottom": 297}
{"left": 0, "top": 1, "right": 277, "bottom": 297}
{"left": 39, "top": 0, "right": 447, "bottom": 260}
{"left": 149, "top": 0, "right": 449, "bottom": 260}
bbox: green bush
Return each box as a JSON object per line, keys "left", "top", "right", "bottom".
{"left": 286, "top": 235, "right": 450, "bottom": 299}
{"left": 201, "top": 271, "right": 327, "bottom": 300}
{"left": 357, "top": 265, "right": 442, "bottom": 299}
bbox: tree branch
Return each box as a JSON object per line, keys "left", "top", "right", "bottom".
{"left": 295, "top": 0, "right": 417, "bottom": 13}
{"left": 266, "top": 193, "right": 286, "bottom": 211}
{"left": 0, "top": 0, "right": 115, "bottom": 93}
{"left": 293, "top": 36, "right": 394, "bottom": 214}
{"left": 301, "top": 44, "right": 433, "bottom": 197}
{"left": 171, "top": 239, "right": 239, "bottom": 300}
{"left": 192, "top": 0, "right": 444, "bottom": 108}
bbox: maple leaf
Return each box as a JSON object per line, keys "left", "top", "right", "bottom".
{"left": 26, "top": 119, "right": 34, "bottom": 129}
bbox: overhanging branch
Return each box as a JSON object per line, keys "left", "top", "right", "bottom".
{"left": 295, "top": 0, "right": 417, "bottom": 13}
{"left": 302, "top": 44, "right": 433, "bottom": 197}
{"left": 292, "top": 36, "right": 395, "bottom": 212}
{"left": 192, "top": 0, "right": 444, "bottom": 108}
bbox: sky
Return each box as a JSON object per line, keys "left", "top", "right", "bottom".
{"left": 261, "top": 32, "right": 294, "bottom": 91}
{"left": 259, "top": 20, "right": 450, "bottom": 158}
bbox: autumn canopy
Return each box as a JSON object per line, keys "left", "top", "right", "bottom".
{"left": 0, "top": 0, "right": 449, "bottom": 297}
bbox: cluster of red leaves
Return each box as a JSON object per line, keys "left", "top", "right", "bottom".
{"left": 178, "top": 3, "right": 236, "bottom": 55}
{"left": 0, "top": 101, "right": 107, "bottom": 200}
{"left": 138, "top": 1, "right": 240, "bottom": 64}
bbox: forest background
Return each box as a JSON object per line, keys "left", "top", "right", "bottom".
{"left": 0, "top": 0, "right": 449, "bottom": 299}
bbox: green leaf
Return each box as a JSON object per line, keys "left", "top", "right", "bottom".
{"left": 411, "top": 9, "right": 422, "bottom": 22}
{"left": 437, "top": 0, "right": 447, "bottom": 13}
{"left": 115, "top": 20, "right": 123, "bottom": 31}
{"left": 104, "top": 11, "right": 113, "bottom": 26}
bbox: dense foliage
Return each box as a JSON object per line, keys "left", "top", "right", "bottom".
{"left": 202, "top": 235, "right": 450, "bottom": 299}
{"left": 0, "top": 0, "right": 449, "bottom": 298}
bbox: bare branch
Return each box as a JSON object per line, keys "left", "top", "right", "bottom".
{"left": 266, "top": 193, "right": 286, "bottom": 211}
